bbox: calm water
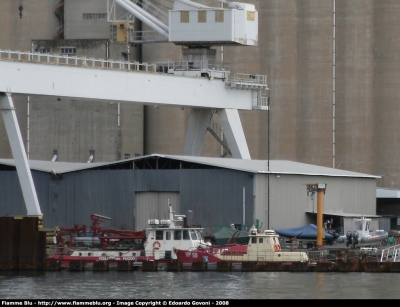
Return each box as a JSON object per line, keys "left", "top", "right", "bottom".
{"left": 0, "top": 270, "right": 399, "bottom": 300}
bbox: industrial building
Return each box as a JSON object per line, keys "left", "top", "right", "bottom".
{"left": 0, "top": 155, "right": 388, "bottom": 236}
{"left": 1, "top": 0, "right": 400, "bottom": 229}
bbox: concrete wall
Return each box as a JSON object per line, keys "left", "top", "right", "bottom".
{"left": 0, "top": 0, "right": 58, "bottom": 51}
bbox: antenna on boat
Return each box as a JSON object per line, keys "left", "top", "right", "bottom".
{"left": 188, "top": 210, "right": 193, "bottom": 227}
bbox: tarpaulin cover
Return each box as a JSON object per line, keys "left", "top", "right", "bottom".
{"left": 210, "top": 227, "right": 249, "bottom": 245}
{"left": 275, "top": 224, "right": 340, "bottom": 240}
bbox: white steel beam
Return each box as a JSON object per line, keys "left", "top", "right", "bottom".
{"left": 183, "top": 108, "right": 215, "bottom": 156}
{"left": 0, "top": 92, "right": 42, "bottom": 217}
{"left": 218, "top": 108, "right": 251, "bottom": 159}
{"left": 0, "top": 61, "right": 255, "bottom": 110}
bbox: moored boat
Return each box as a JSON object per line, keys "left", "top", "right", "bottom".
{"left": 46, "top": 203, "right": 204, "bottom": 267}
{"left": 337, "top": 216, "right": 388, "bottom": 248}
{"left": 174, "top": 226, "right": 309, "bottom": 265}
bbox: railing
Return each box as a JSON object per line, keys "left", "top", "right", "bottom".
{"left": 0, "top": 49, "right": 156, "bottom": 72}
{"left": 380, "top": 244, "right": 400, "bottom": 262}
{"left": 227, "top": 73, "right": 268, "bottom": 88}
{"left": 155, "top": 59, "right": 230, "bottom": 73}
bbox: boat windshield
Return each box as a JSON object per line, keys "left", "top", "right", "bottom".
{"left": 183, "top": 230, "right": 190, "bottom": 240}
{"left": 189, "top": 230, "right": 198, "bottom": 240}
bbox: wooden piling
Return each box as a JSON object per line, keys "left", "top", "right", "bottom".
{"left": 117, "top": 260, "right": 134, "bottom": 271}
{"left": 191, "top": 262, "right": 207, "bottom": 271}
{"left": 93, "top": 260, "right": 109, "bottom": 271}
{"left": 142, "top": 260, "right": 158, "bottom": 271}
{"left": 45, "top": 260, "right": 62, "bottom": 271}
{"left": 167, "top": 261, "right": 182, "bottom": 272}
{"left": 216, "top": 262, "right": 232, "bottom": 271}
{"left": 69, "top": 260, "right": 85, "bottom": 271}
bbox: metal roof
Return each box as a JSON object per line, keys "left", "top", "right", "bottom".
{"left": 306, "top": 211, "right": 383, "bottom": 218}
{"left": 0, "top": 154, "right": 380, "bottom": 178}
{"left": 376, "top": 188, "right": 400, "bottom": 198}
{"left": 0, "top": 159, "right": 109, "bottom": 173}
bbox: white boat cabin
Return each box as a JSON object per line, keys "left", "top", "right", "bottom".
{"left": 144, "top": 204, "right": 204, "bottom": 260}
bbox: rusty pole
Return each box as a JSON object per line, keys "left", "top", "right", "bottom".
{"left": 307, "top": 183, "right": 327, "bottom": 249}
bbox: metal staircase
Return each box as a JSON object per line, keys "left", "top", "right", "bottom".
{"left": 207, "top": 119, "right": 230, "bottom": 157}
{"left": 54, "top": 0, "right": 64, "bottom": 39}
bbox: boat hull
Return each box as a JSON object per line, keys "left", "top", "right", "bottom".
{"left": 175, "top": 245, "right": 247, "bottom": 264}
{"left": 175, "top": 245, "right": 309, "bottom": 264}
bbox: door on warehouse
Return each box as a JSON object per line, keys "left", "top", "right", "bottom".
{"left": 134, "top": 191, "right": 180, "bottom": 231}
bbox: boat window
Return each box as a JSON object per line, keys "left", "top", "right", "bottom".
{"left": 251, "top": 237, "right": 257, "bottom": 244}
{"left": 190, "top": 230, "right": 197, "bottom": 240}
{"left": 266, "top": 238, "right": 269, "bottom": 244}
{"left": 183, "top": 230, "right": 190, "bottom": 240}
{"left": 156, "top": 230, "right": 163, "bottom": 240}
{"left": 174, "top": 230, "right": 182, "bottom": 240}
{"left": 258, "top": 238, "right": 263, "bottom": 243}
{"left": 166, "top": 231, "right": 171, "bottom": 240}
{"left": 196, "top": 231, "right": 202, "bottom": 240}
{"left": 355, "top": 221, "right": 363, "bottom": 231}
{"left": 365, "top": 221, "right": 370, "bottom": 231}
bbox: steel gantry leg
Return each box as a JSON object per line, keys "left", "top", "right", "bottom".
{"left": 0, "top": 92, "right": 42, "bottom": 217}
{"left": 218, "top": 108, "right": 251, "bottom": 160}
{"left": 183, "top": 108, "right": 215, "bottom": 156}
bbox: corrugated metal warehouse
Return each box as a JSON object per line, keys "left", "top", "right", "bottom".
{"left": 0, "top": 154, "right": 382, "bottom": 236}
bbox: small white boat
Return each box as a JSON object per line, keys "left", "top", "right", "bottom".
{"left": 337, "top": 216, "right": 388, "bottom": 248}
{"left": 175, "top": 226, "right": 310, "bottom": 264}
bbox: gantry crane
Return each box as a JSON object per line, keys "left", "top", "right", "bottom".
{"left": 0, "top": 0, "right": 268, "bottom": 217}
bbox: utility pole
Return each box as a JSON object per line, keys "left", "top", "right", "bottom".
{"left": 306, "top": 183, "right": 327, "bottom": 249}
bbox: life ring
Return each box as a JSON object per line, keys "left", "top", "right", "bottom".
{"left": 274, "top": 244, "right": 281, "bottom": 251}
{"left": 153, "top": 241, "right": 161, "bottom": 250}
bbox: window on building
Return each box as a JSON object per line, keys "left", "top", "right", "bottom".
{"left": 35, "top": 48, "right": 50, "bottom": 54}
{"left": 247, "top": 11, "right": 255, "bottom": 21}
{"left": 215, "top": 10, "right": 224, "bottom": 23}
{"left": 124, "top": 153, "right": 131, "bottom": 159}
{"left": 181, "top": 11, "right": 189, "bottom": 23}
{"left": 198, "top": 11, "right": 206, "bottom": 23}
{"left": 83, "top": 13, "right": 107, "bottom": 19}
{"left": 110, "top": 25, "right": 117, "bottom": 41}
{"left": 156, "top": 230, "right": 163, "bottom": 240}
{"left": 174, "top": 230, "right": 182, "bottom": 240}
{"left": 60, "top": 47, "right": 76, "bottom": 55}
